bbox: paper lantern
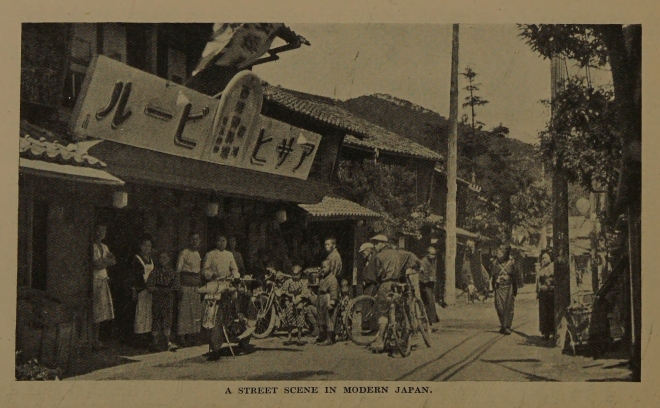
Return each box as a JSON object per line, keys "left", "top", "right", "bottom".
{"left": 113, "top": 191, "right": 128, "bottom": 209}
{"left": 576, "top": 198, "right": 591, "bottom": 216}
{"left": 276, "top": 210, "right": 287, "bottom": 224}
{"left": 206, "top": 202, "right": 219, "bottom": 217}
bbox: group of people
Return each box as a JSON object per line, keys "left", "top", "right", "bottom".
{"left": 91, "top": 225, "right": 247, "bottom": 353}
{"left": 91, "top": 221, "right": 546, "bottom": 358}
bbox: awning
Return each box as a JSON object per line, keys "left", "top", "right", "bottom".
{"left": 298, "top": 196, "right": 381, "bottom": 221}
{"left": 88, "top": 140, "right": 327, "bottom": 204}
{"left": 19, "top": 158, "right": 125, "bottom": 186}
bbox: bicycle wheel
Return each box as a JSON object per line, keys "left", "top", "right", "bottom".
{"left": 345, "top": 295, "right": 379, "bottom": 345}
{"left": 413, "top": 298, "right": 432, "bottom": 348}
{"left": 393, "top": 300, "right": 412, "bottom": 357}
{"left": 252, "top": 294, "right": 276, "bottom": 339}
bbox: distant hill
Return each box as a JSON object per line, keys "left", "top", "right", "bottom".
{"left": 340, "top": 93, "right": 541, "bottom": 191}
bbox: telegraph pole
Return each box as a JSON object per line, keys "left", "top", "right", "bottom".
{"left": 444, "top": 24, "right": 459, "bottom": 306}
{"left": 550, "top": 55, "right": 571, "bottom": 348}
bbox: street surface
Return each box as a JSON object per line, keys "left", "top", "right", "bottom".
{"left": 67, "top": 286, "right": 631, "bottom": 381}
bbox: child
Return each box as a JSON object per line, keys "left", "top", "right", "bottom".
{"left": 332, "top": 279, "right": 351, "bottom": 342}
{"left": 280, "top": 265, "right": 310, "bottom": 346}
{"left": 311, "top": 260, "right": 338, "bottom": 346}
{"left": 466, "top": 277, "right": 481, "bottom": 303}
{"left": 147, "top": 252, "right": 182, "bottom": 352}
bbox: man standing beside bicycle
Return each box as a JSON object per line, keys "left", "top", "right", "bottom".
{"left": 367, "top": 234, "right": 422, "bottom": 353}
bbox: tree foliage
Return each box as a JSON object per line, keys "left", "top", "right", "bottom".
{"left": 538, "top": 77, "right": 621, "bottom": 193}
{"left": 335, "top": 159, "right": 434, "bottom": 238}
{"left": 461, "top": 66, "right": 489, "bottom": 131}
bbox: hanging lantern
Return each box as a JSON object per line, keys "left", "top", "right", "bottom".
{"left": 576, "top": 198, "right": 591, "bottom": 217}
{"left": 206, "top": 202, "right": 219, "bottom": 217}
{"left": 113, "top": 191, "right": 128, "bottom": 209}
{"left": 276, "top": 209, "right": 287, "bottom": 224}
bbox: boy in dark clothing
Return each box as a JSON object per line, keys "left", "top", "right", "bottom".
{"left": 311, "top": 260, "right": 338, "bottom": 346}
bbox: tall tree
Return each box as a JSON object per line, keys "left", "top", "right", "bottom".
{"left": 519, "top": 24, "right": 641, "bottom": 381}
{"left": 461, "top": 66, "right": 490, "bottom": 131}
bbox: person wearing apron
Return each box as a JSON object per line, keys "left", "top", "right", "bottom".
{"left": 131, "top": 236, "right": 154, "bottom": 340}
{"left": 91, "top": 224, "right": 116, "bottom": 350}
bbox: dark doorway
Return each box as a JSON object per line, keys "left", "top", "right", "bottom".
{"left": 31, "top": 200, "right": 49, "bottom": 291}
{"left": 95, "top": 207, "right": 145, "bottom": 340}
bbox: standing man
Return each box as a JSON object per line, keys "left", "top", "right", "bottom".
{"left": 312, "top": 260, "right": 339, "bottom": 346}
{"left": 368, "top": 235, "right": 421, "bottom": 352}
{"left": 91, "top": 224, "right": 116, "bottom": 351}
{"left": 176, "top": 232, "right": 202, "bottom": 347}
{"left": 358, "top": 242, "right": 379, "bottom": 297}
{"left": 324, "top": 237, "right": 343, "bottom": 279}
{"left": 419, "top": 246, "right": 440, "bottom": 331}
{"left": 228, "top": 236, "right": 246, "bottom": 276}
{"left": 202, "top": 235, "right": 239, "bottom": 360}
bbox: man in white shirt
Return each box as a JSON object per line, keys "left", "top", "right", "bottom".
{"left": 203, "top": 235, "right": 239, "bottom": 360}
{"left": 202, "top": 236, "right": 239, "bottom": 281}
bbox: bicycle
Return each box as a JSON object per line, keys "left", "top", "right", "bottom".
{"left": 344, "top": 274, "right": 432, "bottom": 352}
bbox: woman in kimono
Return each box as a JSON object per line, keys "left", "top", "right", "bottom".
{"left": 130, "top": 235, "right": 155, "bottom": 344}
{"left": 537, "top": 250, "right": 555, "bottom": 340}
{"left": 147, "top": 252, "right": 181, "bottom": 352}
{"left": 491, "top": 245, "right": 518, "bottom": 335}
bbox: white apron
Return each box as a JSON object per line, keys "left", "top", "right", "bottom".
{"left": 134, "top": 255, "right": 154, "bottom": 334}
{"left": 92, "top": 243, "right": 115, "bottom": 323}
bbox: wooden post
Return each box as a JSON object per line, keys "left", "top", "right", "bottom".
{"left": 551, "top": 55, "right": 571, "bottom": 348}
{"left": 444, "top": 24, "right": 459, "bottom": 306}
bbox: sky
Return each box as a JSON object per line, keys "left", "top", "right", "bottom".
{"left": 252, "top": 24, "right": 612, "bottom": 145}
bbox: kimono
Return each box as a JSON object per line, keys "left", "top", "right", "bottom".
{"left": 177, "top": 248, "right": 203, "bottom": 335}
{"left": 492, "top": 258, "right": 517, "bottom": 330}
{"left": 280, "top": 277, "right": 310, "bottom": 329}
{"left": 147, "top": 265, "right": 181, "bottom": 332}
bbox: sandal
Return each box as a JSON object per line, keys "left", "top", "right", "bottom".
{"left": 283, "top": 340, "right": 294, "bottom": 346}
{"left": 296, "top": 340, "right": 306, "bottom": 346}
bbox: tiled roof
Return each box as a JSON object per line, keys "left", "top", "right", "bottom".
{"left": 299, "top": 196, "right": 381, "bottom": 219}
{"left": 20, "top": 121, "right": 108, "bottom": 170}
{"left": 262, "top": 84, "right": 443, "bottom": 162}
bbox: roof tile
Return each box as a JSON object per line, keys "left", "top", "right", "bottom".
{"left": 299, "top": 196, "right": 381, "bottom": 219}
{"left": 262, "top": 84, "right": 443, "bottom": 162}
{"left": 20, "top": 121, "right": 108, "bottom": 170}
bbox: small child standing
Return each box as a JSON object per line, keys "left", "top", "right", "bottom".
{"left": 147, "top": 252, "right": 182, "bottom": 352}
{"left": 312, "top": 260, "right": 338, "bottom": 346}
{"left": 280, "top": 265, "right": 309, "bottom": 346}
{"left": 332, "top": 279, "right": 351, "bottom": 342}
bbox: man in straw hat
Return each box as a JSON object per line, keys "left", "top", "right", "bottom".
{"left": 358, "top": 242, "right": 378, "bottom": 297}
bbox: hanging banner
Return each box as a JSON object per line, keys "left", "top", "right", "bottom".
{"left": 69, "top": 55, "right": 321, "bottom": 180}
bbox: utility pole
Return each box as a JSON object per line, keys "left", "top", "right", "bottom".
{"left": 444, "top": 24, "right": 459, "bottom": 306}
{"left": 550, "top": 55, "right": 571, "bottom": 348}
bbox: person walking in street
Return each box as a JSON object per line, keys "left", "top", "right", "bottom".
{"left": 202, "top": 235, "right": 239, "bottom": 361}
{"left": 147, "top": 252, "right": 182, "bottom": 352}
{"left": 491, "top": 245, "right": 519, "bottom": 335}
{"left": 537, "top": 250, "right": 555, "bottom": 340}
{"left": 368, "top": 235, "right": 421, "bottom": 353}
{"left": 130, "top": 235, "right": 155, "bottom": 345}
{"left": 280, "top": 265, "right": 311, "bottom": 346}
{"left": 91, "top": 224, "right": 116, "bottom": 351}
{"left": 176, "top": 232, "right": 203, "bottom": 347}
{"left": 358, "top": 242, "right": 378, "bottom": 297}
{"left": 324, "top": 237, "right": 343, "bottom": 279}
{"left": 419, "top": 246, "right": 440, "bottom": 331}
{"left": 312, "top": 259, "right": 338, "bottom": 346}
{"left": 228, "top": 236, "right": 246, "bottom": 276}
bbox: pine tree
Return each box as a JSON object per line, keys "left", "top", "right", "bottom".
{"left": 461, "top": 66, "right": 489, "bottom": 131}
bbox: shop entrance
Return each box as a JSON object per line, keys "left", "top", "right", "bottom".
{"left": 94, "top": 207, "right": 145, "bottom": 339}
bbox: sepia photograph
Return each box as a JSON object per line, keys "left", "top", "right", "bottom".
{"left": 15, "top": 22, "right": 641, "bottom": 384}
